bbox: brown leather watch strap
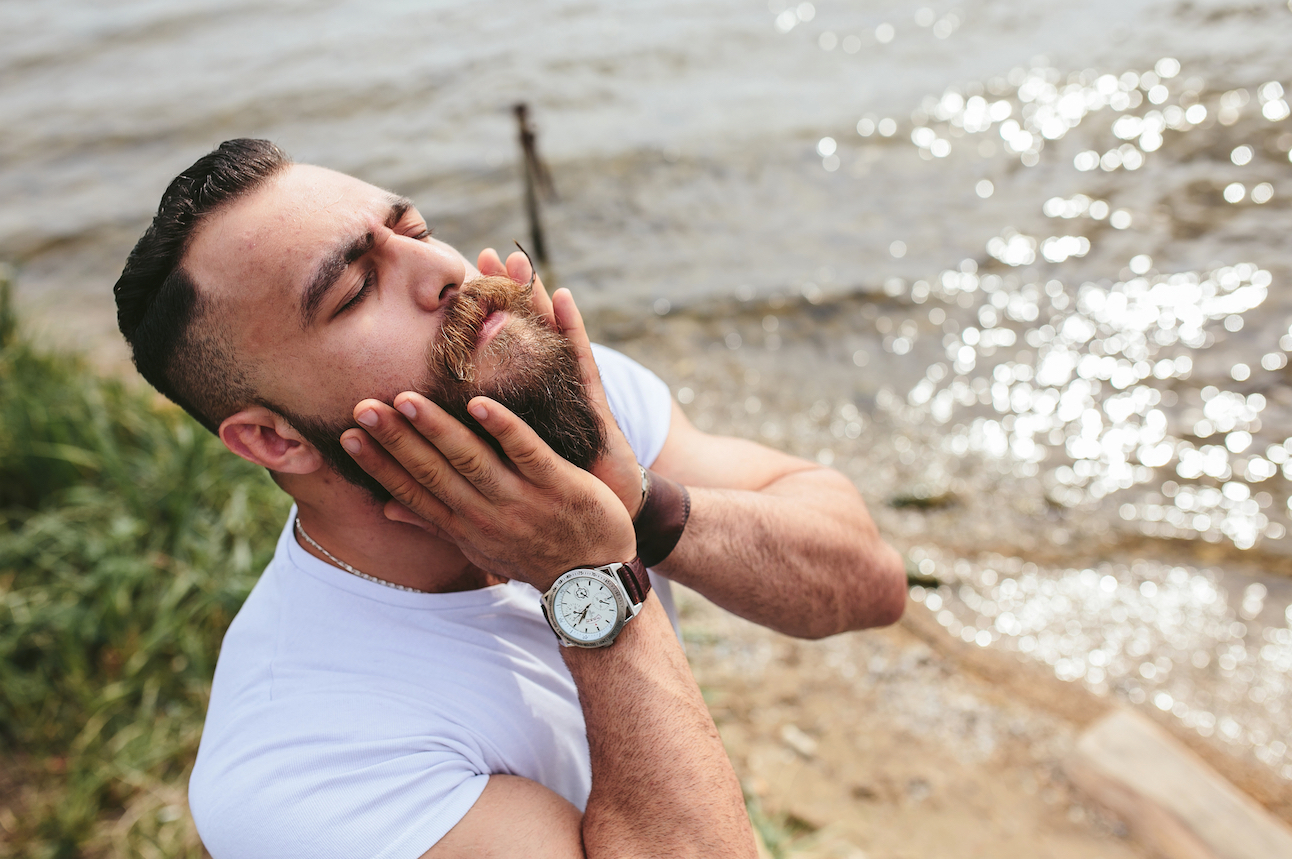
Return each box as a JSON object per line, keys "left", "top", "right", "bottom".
{"left": 615, "top": 557, "right": 651, "bottom": 605}
{"left": 634, "top": 468, "right": 691, "bottom": 568}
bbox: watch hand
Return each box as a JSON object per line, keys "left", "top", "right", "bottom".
{"left": 576, "top": 605, "right": 591, "bottom": 624}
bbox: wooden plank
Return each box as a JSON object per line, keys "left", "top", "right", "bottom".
{"left": 1066, "top": 708, "right": 1292, "bottom": 859}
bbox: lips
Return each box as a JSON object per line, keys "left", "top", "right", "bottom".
{"left": 431, "top": 276, "right": 523, "bottom": 383}
{"left": 476, "top": 310, "right": 508, "bottom": 347}
{"left": 446, "top": 289, "right": 503, "bottom": 345}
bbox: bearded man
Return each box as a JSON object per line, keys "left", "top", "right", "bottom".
{"left": 112, "top": 139, "right": 906, "bottom": 858}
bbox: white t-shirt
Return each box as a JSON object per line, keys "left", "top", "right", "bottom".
{"left": 189, "top": 346, "right": 675, "bottom": 859}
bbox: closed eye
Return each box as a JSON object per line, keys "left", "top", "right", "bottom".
{"left": 337, "top": 269, "right": 376, "bottom": 316}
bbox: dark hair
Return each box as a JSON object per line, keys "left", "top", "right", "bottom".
{"left": 113, "top": 139, "right": 291, "bottom": 433}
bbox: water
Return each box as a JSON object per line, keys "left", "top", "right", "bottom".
{"left": 3, "top": 0, "right": 1291, "bottom": 783}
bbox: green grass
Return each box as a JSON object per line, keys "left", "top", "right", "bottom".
{"left": 0, "top": 269, "right": 290, "bottom": 858}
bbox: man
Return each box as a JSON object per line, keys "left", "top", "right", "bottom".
{"left": 113, "top": 139, "right": 906, "bottom": 858}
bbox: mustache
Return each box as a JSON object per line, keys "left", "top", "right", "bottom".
{"left": 431, "top": 274, "right": 534, "bottom": 383}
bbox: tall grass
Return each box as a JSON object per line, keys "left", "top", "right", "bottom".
{"left": 0, "top": 269, "right": 289, "bottom": 858}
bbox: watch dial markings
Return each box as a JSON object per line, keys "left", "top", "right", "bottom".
{"left": 554, "top": 576, "right": 619, "bottom": 641}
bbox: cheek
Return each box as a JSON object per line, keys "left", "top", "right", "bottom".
{"left": 328, "top": 321, "right": 432, "bottom": 401}
{"left": 257, "top": 325, "right": 432, "bottom": 418}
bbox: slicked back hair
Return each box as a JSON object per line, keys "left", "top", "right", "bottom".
{"left": 113, "top": 139, "right": 291, "bottom": 434}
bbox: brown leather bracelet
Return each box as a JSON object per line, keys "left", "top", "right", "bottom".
{"left": 634, "top": 467, "right": 691, "bottom": 568}
{"left": 616, "top": 556, "right": 652, "bottom": 605}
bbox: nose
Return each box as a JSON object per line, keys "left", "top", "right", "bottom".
{"left": 399, "top": 237, "right": 468, "bottom": 314}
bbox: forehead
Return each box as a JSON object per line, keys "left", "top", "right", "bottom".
{"left": 184, "top": 163, "right": 391, "bottom": 307}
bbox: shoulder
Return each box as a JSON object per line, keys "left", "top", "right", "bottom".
{"left": 190, "top": 547, "right": 493, "bottom": 858}
{"left": 191, "top": 613, "right": 500, "bottom": 859}
{"left": 189, "top": 523, "right": 592, "bottom": 857}
{"left": 190, "top": 710, "right": 491, "bottom": 859}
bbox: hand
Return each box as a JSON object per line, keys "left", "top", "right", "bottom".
{"left": 550, "top": 288, "right": 646, "bottom": 516}
{"left": 476, "top": 249, "right": 644, "bottom": 516}
{"left": 342, "top": 393, "right": 636, "bottom": 592}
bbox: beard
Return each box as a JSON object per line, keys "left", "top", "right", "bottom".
{"left": 279, "top": 275, "right": 606, "bottom": 505}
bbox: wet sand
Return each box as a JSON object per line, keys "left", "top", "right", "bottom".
{"left": 680, "top": 582, "right": 1292, "bottom": 858}
{"left": 681, "top": 587, "right": 1149, "bottom": 859}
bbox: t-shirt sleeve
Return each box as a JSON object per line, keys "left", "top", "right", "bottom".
{"left": 590, "top": 344, "right": 673, "bottom": 467}
{"left": 190, "top": 694, "right": 492, "bottom": 859}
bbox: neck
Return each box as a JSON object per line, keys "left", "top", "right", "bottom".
{"left": 285, "top": 473, "right": 505, "bottom": 593}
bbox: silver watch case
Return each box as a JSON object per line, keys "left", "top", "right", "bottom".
{"left": 541, "top": 563, "right": 644, "bottom": 649}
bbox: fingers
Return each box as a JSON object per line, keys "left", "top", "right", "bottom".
{"left": 351, "top": 398, "right": 500, "bottom": 509}
{"left": 476, "top": 247, "right": 555, "bottom": 327}
{"left": 551, "top": 288, "right": 644, "bottom": 513}
{"left": 504, "top": 248, "right": 532, "bottom": 283}
{"left": 464, "top": 396, "right": 566, "bottom": 489}
{"left": 382, "top": 499, "right": 452, "bottom": 540}
{"left": 476, "top": 247, "right": 507, "bottom": 277}
{"left": 341, "top": 427, "right": 456, "bottom": 533}
{"left": 552, "top": 287, "right": 609, "bottom": 403}
{"left": 506, "top": 250, "right": 555, "bottom": 327}
{"left": 387, "top": 393, "right": 519, "bottom": 501}
{"left": 552, "top": 287, "right": 589, "bottom": 349}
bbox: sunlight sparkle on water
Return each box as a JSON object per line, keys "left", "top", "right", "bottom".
{"left": 766, "top": 55, "right": 1292, "bottom": 781}
{"left": 909, "top": 550, "right": 1292, "bottom": 780}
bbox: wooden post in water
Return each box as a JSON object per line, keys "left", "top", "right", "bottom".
{"left": 513, "top": 103, "right": 554, "bottom": 279}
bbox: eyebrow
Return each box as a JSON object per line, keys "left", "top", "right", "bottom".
{"left": 298, "top": 195, "right": 414, "bottom": 328}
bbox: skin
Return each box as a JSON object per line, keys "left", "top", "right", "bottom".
{"left": 183, "top": 162, "right": 905, "bottom": 857}
{"left": 343, "top": 394, "right": 754, "bottom": 858}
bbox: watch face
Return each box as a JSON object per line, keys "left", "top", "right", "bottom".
{"left": 553, "top": 574, "right": 622, "bottom": 644}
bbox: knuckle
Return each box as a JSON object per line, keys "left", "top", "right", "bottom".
{"left": 449, "top": 450, "right": 498, "bottom": 490}
{"left": 388, "top": 474, "right": 431, "bottom": 510}
{"left": 447, "top": 447, "right": 483, "bottom": 474}
{"left": 465, "top": 510, "right": 501, "bottom": 541}
{"left": 477, "top": 517, "right": 501, "bottom": 541}
{"left": 525, "top": 452, "right": 559, "bottom": 479}
{"left": 506, "top": 438, "right": 545, "bottom": 467}
{"left": 375, "top": 427, "right": 417, "bottom": 458}
{"left": 407, "top": 458, "right": 450, "bottom": 495}
{"left": 405, "top": 457, "right": 435, "bottom": 485}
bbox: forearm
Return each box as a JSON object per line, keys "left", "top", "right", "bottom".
{"left": 655, "top": 468, "right": 907, "bottom": 638}
{"left": 565, "top": 596, "right": 756, "bottom": 859}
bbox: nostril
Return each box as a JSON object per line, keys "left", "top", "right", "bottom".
{"left": 438, "top": 283, "right": 457, "bottom": 301}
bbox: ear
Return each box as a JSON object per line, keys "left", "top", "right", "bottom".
{"left": 219, "top": 406, "right": 323, "bottom": 474}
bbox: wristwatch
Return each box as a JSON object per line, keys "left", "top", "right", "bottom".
{"left": 540, "top": 558, "right": 651, "bottom": 648}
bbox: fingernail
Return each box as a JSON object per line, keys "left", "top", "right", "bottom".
{"left": 468, "top": 402, "right": 488, "bottom": 421}
{"left": 397, "top": 401, "right": 417, "bottom": 420}
{"left": 357, "top": 409, "right": 378, "bottom": 427}
{"left": 342, "top": 436, "right": 362, "bottom": 454}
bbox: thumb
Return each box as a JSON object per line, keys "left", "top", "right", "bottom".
{"left": 384, "top": 499, "right": 453, "bottom": 541}
{"left": 553, "top": 288, "right": 611, "bottom": 406}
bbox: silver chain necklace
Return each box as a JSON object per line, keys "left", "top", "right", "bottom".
{"left": 294, "top": 517, "right": 430, "bottom": 594}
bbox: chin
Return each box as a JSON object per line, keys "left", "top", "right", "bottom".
{"left": 423, "top": 316, "right": 607, "bottom": 471}
{"left": 472, "top": 318, "right": 540, "bottom": 387}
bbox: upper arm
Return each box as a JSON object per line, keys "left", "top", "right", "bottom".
{"left": 650, "top": 401, "right": 820, "bottom": 491}
{"left": 422, "top": 774, "right": 584, "bottom": 859}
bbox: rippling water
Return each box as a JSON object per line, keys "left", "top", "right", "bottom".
{"left": 3, "top": 0, "right": 1291, "bottom": 783}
